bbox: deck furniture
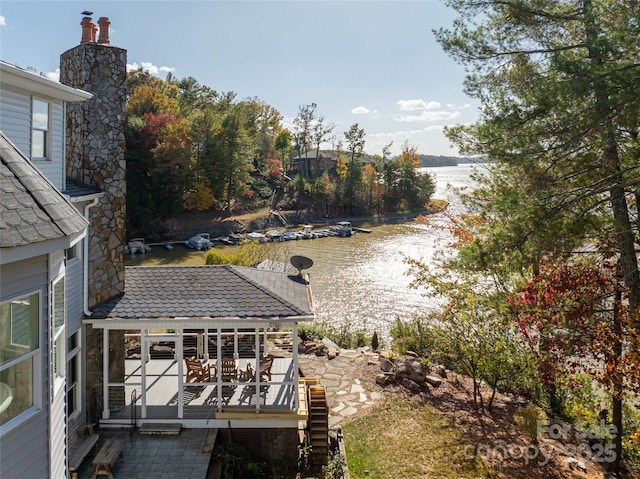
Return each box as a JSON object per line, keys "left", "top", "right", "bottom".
{"left": 219, "top": 358, "right": 237, "bottom": 383}
{"left": 238, "top": 356, "right": 273, "bottom": 382}
{"left": 239, "top": 362, "right": 254, "bottom": 381}
{"left": 91, "top": 438, "right": 125, "bottom": 479}
{"left": 258, "top": 355, "right": 273, "bottom": 381}
{"left": 68, "top": 420, "right": 100, "bottom": 479}
{"left": 185, "top": 357, "right": 211, "bottom": 383}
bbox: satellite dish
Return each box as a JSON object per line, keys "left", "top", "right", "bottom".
{"left": 290, "top": 255, "right": 313, "bottom": 275}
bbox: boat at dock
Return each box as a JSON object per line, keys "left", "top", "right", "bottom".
{"left": 186, "top": 233, "right": 213, "bottom": 251}
{"left": 127, "top": 238, "right": 152, "bottom": 254}
{"left": 329, "top": 221, "right": 353, "bottom": 237}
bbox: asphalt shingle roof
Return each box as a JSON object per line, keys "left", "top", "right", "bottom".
{"left": 0, "top": 131, "right": 88, "bottom": 248}
{"left": 91, "top": 265, "right": 313, "bottom": 320}
{"left": 63, "top": 178, "right": 103, "bottom": 198}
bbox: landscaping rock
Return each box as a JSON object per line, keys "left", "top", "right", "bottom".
{"left": 376, "top": 373, "right": 395, "bottom": 386}
{"left": 380, "top": 357, "right": 394, "bottom": 372}
{"left": 434, "top": 365, "right": 447, "bottom": 378}
{"left": 400, "top": 377, "right": 423, "bottom": 393}
{"left": 425, "top": 375, "right": 443, "bottom": 388}
{"left": 396, "top": 357, "right": 427, "bottom": 383}
{"left": 322, "top": 337, "right": 340, "bottom": 359}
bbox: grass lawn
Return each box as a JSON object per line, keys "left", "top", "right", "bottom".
{"left": 342, "top": 397, "right": 496, "bottom": 479}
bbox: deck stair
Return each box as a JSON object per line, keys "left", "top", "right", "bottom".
{"left": 307, "top": 384, "right": 329, "bottom": 465}
{"left": 139, "top": 422, "right": 182, "bottom": 435}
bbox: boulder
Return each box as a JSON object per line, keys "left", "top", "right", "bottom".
{"left": 425, "top": 375, "right": 443, "bottom": 388}
{"left": 396, "top": 358, "right": 427, "bottom": 383}
{"left": 322, "top": 337, "right": 340, "bottom": 359}
{"left": 405, "top": 350, "right": 419, "bottom": 358}
{"left": 380, "top": 357, "right": 394, "bottom": 372}
{"left": 400, "top": 377, "right": 423, "bottom": 393}
{"left": 376, "top": 373, "right": 395, "bottom": 385}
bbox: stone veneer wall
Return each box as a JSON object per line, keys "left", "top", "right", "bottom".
{"left": 60, "top": 36, "right": 127, "bottom": 417}
{"left": 60, "top": 42, "right": 127, "bottom": 306}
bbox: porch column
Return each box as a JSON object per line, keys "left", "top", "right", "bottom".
{"left": 216, "top": 328, "right": 222, "bottom": 409}
{"left": 233, "top": 328, "right": 238, "bottom": 359}
{"left": 177, "top": 328, "right": 184, "bottom": 419}
{"left": 141, "top": 330, "right": 147, "bottom": 419}
{"left": 254, "top": 328, "right": 261, "bottom": 412}
{"left": 102, "top": 328, "right": 110, "bottom": 419}
{"left": 292, "top": 323, "right": 300, "bottom": 411}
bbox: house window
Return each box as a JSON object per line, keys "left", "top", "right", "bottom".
{"left": 51, "top": 278, "right": 65, "bottom": 390}
{"left": 31, "top": 98, "right": 50, "bottom": 159}
{"left": 0, "top": 292, "right": 40, "bottom": 427}
{"left": 66, "top": 332, "right": 81, "bottom": 419}
{"left": 65, "top": 243, "right": 80, "bottom": 263}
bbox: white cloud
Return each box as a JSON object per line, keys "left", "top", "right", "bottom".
{"left": 45, "top": 68, "right": 60, "bottom": 82}
{"left": 127, "top": 61, "right": 176, "bottom": 77}
{"left": 397, "top": 99, "right": 441, "bottom": 111}
{"left": 447, "top": 102, "right": 472, "bottom": 110}
{"left": 0, "top": 16, "right": 6, "bottom": 27}
{"left": 351, "top": 106, "right": 370, "bottom": 115}
{"left": 394, "top": 110, "right": 460, "bottom": 122}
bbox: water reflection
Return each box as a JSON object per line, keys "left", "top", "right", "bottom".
{"left": 126, "top": 163, "right": 481, "bottom": 339}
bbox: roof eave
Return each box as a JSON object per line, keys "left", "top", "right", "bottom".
{"left": 84, "top": 314, "right": 316, "bottom": 330}
{"left": 0, "top": 61, "right": 93, "bottom": 102}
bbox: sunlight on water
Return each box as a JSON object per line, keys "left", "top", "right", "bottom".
{"left": 127, "top": 163, "right": 482, "bottom": 339}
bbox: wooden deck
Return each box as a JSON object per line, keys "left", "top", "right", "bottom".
{"left": 106, "top": 358, "right": 299, "bottom": 424}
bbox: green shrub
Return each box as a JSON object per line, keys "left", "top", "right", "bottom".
{"left": 371, "top": 331, "right": 380, "bottom": 350}
{"left": 389, "top": 316, "right": 434, "bottom": 356}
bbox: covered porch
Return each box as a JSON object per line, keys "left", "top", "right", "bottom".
{"left": 86, "top": 265, "right": 315, "bottom": 429}
{"left": 91, "top": 324, "right": 306, "bottom": 428}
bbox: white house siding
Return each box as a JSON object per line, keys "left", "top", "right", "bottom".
{"left": 0, "top": 85, "right": 67, "bottom": 189}
{"left": 50, "top": 383, "right": 66, "bottom": 478}
{"left": 0, "top": 87, "right": 31, "bottom": 153}
{"left": 0, "top": 256, "right": 51, "bottom": 479}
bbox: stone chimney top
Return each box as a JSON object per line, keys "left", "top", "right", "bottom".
{"left": 97, "top": 17, "right": 111, "bottom": 45}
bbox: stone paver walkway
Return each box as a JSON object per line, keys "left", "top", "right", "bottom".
{"left": 299, "top": 348, "right": 382, "bottom": 427}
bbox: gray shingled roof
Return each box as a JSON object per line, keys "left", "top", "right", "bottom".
{"left": 0, "top": 131, "right": 88, "bottom": 248}
{"left": 91, "top": 265, "right": 313, "bottom": 320}
{"left": 63, "top": 178, "right": 103, "bottom": 198}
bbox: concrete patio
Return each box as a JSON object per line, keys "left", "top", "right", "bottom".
{"left": 74, "top": 428, "right": 212, "bottom": 479}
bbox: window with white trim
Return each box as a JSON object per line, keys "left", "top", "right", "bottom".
{"left": 66, "top": 332, "right": 81, "bottom": 419}
{"left": 0, "top": 292, "right": 40, "bottom": 426}
{"left": 51, "top": 277, "right": 65, "bottom": 393}
{"left": 31, "top": 98, "right": 50, "bottom": 159}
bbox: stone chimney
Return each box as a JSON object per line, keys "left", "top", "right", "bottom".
{"left": 60, "top": 17, "right": 127, "bottom": 305}
{"left": 60, "top": 16, "right": 127, "bottom": 418}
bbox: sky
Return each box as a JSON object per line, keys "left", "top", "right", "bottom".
{"left": 0, "top": 0, "right": 478, "bottom": 156}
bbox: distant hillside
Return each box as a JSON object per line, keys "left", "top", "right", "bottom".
{"left": 418, "top": 155, "right": 464, "bottom": 167}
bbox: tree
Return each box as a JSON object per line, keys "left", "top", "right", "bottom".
{"left": 343, "top": 123, "right": 365, "bottom": 213}
{"left": 292, "top": 103, "right": 318, "bottom": 178}
{"left": 435, "top": 0, "right": 640, "bottom": 315}
{"left": 274, "top": 129, "right": 292, "bottom": 169}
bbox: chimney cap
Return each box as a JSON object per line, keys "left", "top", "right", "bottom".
{"left": 81, "top": 10, "right": 93, "bottom": 16}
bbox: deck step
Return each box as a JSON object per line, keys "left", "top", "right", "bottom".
{"left": 139, "top": 423, "right": 182, "bottom": 435}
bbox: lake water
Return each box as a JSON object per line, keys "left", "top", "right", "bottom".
{"left": 127, "top": 162, "right": 483, "bottom": 339}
